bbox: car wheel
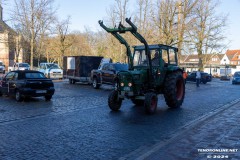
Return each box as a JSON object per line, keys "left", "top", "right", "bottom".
{"left": 202, "top": 81, "right": 207, "bottom": 84}
{"left": 15, "top": 90, "right": 23, "bottom": 102}
{"left": 92, "top": 77, "right": 100, "bottom": 89}
{"left": 45, "top": 95, "right": 52, "bottom": 101}
{"left": 69, "top": 79, "right": 73, "bottom": 84}
{"left": 72, "top": 79, "right": 76, "bottom": 84}
{"left": 3, "top": 70, "right": 5, "bottom": 74}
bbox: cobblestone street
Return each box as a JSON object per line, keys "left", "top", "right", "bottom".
{"left": 0, "top": 78, "right": 240, "bottom": 159}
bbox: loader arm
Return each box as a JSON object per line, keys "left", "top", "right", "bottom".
{"left": 99, "top": 19, "right": 154, "bottom": 88}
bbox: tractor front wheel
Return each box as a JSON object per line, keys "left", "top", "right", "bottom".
{"left": 164, "top": 71, "right": 185, "bottom": 108}
{"left": 108, "top": 90, "right": 122, "bottom": 111}
{"left": 144, "top": 92, "right": 158, "bottom": 114}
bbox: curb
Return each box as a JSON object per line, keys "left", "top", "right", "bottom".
{"left": 119, "top": 98, "right": 240, "bottom": 160}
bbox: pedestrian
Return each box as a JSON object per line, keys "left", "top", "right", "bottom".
{"left": 182, "top": 68, "right": 188, "bottom": 84}
{"left": 196, "top": 69, "right": 201, "bottom": 87}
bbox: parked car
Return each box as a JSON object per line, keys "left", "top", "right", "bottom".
{"left": 39, "top": 63, "right": 63, "bottom": 79}
{"left": 91, "top": 62, "right": 128, "bottom": 89}
{"left": 0, "top": 61, "right": 5, "bottom": 74}
{"left": 232, "top": 71, "right": 240, "bottom": 84}
{"left": 0, "top": 70, "right": 55, "bottom": 101}
{"left": 8, "top": 62, "right": 30, "bottom": 71}
{"left": 186, "top": 71, "right": 212, "bottom": 84}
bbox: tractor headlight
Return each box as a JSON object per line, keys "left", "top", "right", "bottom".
{"left": 120, "top": 82, "right": 124, "bottom": 87}
{"left": 128, "top": 83, "right": 132, "bottom": 87}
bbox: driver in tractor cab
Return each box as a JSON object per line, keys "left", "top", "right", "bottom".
{"left": 152, "top": 50, "right": 160, "bottom": 66}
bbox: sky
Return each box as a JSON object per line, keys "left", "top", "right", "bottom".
{"left": 2, "top": 0, "right": 240, "bottom": 51}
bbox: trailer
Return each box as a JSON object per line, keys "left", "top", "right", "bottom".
{"left": 63, "top": 56, "right": 103, "bottom": 84}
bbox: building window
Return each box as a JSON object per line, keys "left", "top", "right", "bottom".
{"left": 238, "top": 61, "right": 240, "bottom": 65}
{"left": 238, "top": 55, "right": 240, "bottom": 59}
{"left": 189, "top": 59, "right": 198, "bottom": 62}
{"left": 212, "top": 58, "right": 217, "bottom": 61}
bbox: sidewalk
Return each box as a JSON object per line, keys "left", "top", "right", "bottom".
{"left": 136, "top": 99, "right": 240, "bottom": 160}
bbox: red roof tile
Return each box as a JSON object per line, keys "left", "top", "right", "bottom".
{"left": 225, "top": 50, "right": 240, "bottom": 60}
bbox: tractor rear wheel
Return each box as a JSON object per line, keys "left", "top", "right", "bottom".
{"left": 108, "top": 90, "right": 122, "bottom": 111}
{"left": 144, "top": 92, "right": 158, "bottom": 114}
{"left": 163, "top": 71, "right": 185, "bottom": 108}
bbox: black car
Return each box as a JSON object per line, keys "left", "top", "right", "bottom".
{"left": 91, "top": 63, "right": 129, "bottom": 89}
{"left": 0, "top": 70, "right": 55, "bottom": 101}
{"left": 232, "top": 71, "right": 240, "bottom": 84}
{"left": 186, "top": 71, "right": 212, "bottom": 84}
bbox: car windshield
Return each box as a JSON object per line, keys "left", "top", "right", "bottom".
{"left": 19, "top": 63, "right": 29, "bottom": 67}
{"left": 46, "top": 64, "right": 60, "bottom": 69}
{"left": 25, "top": 72, "right": 46, "bottom": 79}
{"left": 234, "top": 72, "right": 240, "bottom": 77}
{"left": 114, "top": 64, "right": 128, "bottom": 71}
{"left": 0, "top": 62, "right": 3, "bottom": 66}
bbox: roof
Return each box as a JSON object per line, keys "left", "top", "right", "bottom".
{"left": 133, "top": 44, "right": 178, "bottom": 51}
{"left": 225, "top": 50, "right": 240, "bottom": 60}
{"left": 12, "top": 70, "right": 41, "bottom": 73}
{"left": 0, "top": 21, "right": 16, "bottom": 34}
{"left": 180, "top": 54, "right": 224, "bottom": 64}
{"left": 184, "top": 54, "right": 199, "bottom": 63}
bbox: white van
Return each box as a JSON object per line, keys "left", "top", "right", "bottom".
{"left": 39, "top": 63, "right": 63, "bottom": 79}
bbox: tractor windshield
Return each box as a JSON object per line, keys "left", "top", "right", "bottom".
{"left": 133, "top": 46, "right": 178, "bottom": 67}
{"left": 133, "top": 50, "right": 148, "bottom": 66}
{"left": 133, "top": 49, "right": 161, "bottom": 67}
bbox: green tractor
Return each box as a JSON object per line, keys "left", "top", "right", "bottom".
{"left": 99, "top": 18, "right": 185, "bottom": 114}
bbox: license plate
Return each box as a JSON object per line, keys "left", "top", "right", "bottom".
{"left": 36, "top": 90, "right": 47, "bottom": 93}
{"left": 124, "top": 87, "right": 130, "bottom": 91}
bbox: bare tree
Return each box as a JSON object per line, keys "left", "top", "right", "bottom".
{"left": 188, "top": 0, "right": 227, "bottom": 70}
{"left": 53, "top": 16, "right": 74, "bottom": 67}
{"left": 151, "top": 0, "right": 179, "bottom": 45}
{"left": 103, "top": 0, "right": 131, "bottom": 62}
{"left": 114, "top": 0, "right": 130, "bottom": 25}
{"left": 135, "top": 0, "right": 153, "bottom": 41}
{"left": 177, "top": 0, "right": 199, "bottom": 59}
{"left": 11, "top": 0, "right": 56, "bottom": 69}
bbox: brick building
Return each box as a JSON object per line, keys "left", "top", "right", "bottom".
{"left": 0, "top": 4, "right": 24, "bottom": 70}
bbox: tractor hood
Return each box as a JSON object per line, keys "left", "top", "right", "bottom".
{"left": 117, "top": 69, "right": 148, "bottom": 89}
